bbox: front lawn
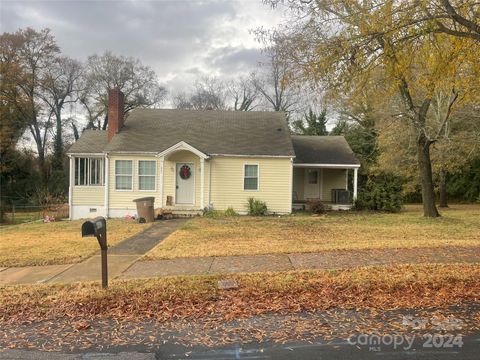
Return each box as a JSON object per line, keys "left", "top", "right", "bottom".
{"left": 147, "top": 204, "right": 480, "bottom": 259}
{"left": 0, "top": 219, "right": 151, "bottom": 267}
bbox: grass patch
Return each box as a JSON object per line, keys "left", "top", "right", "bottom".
{"left": 1, "top": 264, "right": 479, "bottom": 323}
{"left": 0, "top": 219, "right": 152, "bottom": 267}
{"left": 147, "top": 204, "right": 480, "bottom": 259}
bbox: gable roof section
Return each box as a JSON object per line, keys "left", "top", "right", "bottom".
{"left": 69, "top": 109, "right": 295, "bottom": 157}
{"left": 67, "top": 130, "right": 108, "bottom": 154}
{"left": 291, "top": 135, "right": 359, "bottom": 165}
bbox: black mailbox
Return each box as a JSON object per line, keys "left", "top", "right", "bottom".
{"left": 82, "top": 216, "right": 107, "bottom": 250}
{"left": 81, "top": 216, "right": 108, "bottom": 288}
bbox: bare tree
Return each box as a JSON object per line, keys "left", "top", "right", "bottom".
{"left": 227, "top": 76, "right": 259, "bottom": 111}
{"left": 40, "top": 56, "right": 83, "bottom": 169}
{"left": 173, "top": 76, "right": 227, "bottom": 110}
{"left": 253, "top": 44, "right": 298, "bottom": 114}
{"left": 82, "top": 51, "right": 167, "bottom": 129}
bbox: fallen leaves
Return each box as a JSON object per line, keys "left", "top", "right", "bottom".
{"left": 74, "top": 321, "right": 91, "bottom": 331}
{"left": 1, "top": 264, "right": 478, "bottom": 325}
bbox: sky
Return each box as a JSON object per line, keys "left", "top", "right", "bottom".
{"left": 1, "top": 0, "right": 287, "bottom": 96}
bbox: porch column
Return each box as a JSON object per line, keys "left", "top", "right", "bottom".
{"left": 104, "top": 155, "right": 109, "bottom": 218}
{"left": 200, "top": 157, "right": 205, "bottom": 209}
{"left": 159, "top": 156, "right": 165, "bottom": 207}
{"left": 353, "top": 167, "right": 358, "bottom": 200}
{"left": 68, "top": 156, "right": 73, "bottom": 220}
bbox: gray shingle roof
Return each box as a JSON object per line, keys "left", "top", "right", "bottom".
{"left": 69, "top": 109, "right": 295, "bottom": 157}
{"left": 67, "top": 130, "right": 108, "bottom": 154}
{"left": 67, "top": 111, "right": 358, "bottom": 164}
{"left": 291, "top": 135, "right": 359, "bottom": 165}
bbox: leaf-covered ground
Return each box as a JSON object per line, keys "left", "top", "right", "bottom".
{"left": 147, "top": 204, "right": 480, "bottom": 259}
{"left": 0, "top": 219, "right": 151, "bottom": 267}
{"left": 1, "top": 264, "right": 479, "bottom": 351}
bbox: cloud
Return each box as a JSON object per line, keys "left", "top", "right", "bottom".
{"left": 1, "top": 0, "right": 285, "bottom": 94}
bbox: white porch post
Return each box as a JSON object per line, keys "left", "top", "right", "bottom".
{"left": 200, "top": 157, "right": 205, "bottom": 209}
{"left": 159, "top": 156, "right": 165, "bottom": 207}
{"left": 353, "top": 167, "right": 358, "bottom": 201}
{"left": 68, "top": 156, "right": 73, "bottom": 220}
{"left": 104, "top": 155, "right": 109, "bottom": 217}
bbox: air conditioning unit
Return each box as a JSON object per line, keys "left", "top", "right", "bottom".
{"left": 331, "top": 189, "right": 350, "bottom": 204}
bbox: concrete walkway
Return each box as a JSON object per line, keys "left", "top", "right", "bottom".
{"left": 0, "top": 219, "right": 187, "bottom": 286}
{"left": 120, "top": 246, "right": 480, "bottom": 279}
{"left": 1, "top": 237, "right": 478, "bottom": 285}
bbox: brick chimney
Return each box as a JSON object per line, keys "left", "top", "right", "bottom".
{"left": 107, "top": 88, "right": 124, "bottom": 142}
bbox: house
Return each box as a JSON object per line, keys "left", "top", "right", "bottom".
{"left": 66, "top": 89, "right": 360, "bottom": 219}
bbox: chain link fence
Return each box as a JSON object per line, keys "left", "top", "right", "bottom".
{"left": 0, "top": 203, "right": 69, "bottom": 225}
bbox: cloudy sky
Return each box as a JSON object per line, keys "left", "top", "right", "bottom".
{"left": 1, "top": 0, "right": 287, "bottom": 95}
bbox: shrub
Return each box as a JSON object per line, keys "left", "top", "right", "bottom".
{"left": 307, "top": 199, "right": 328, "bottom": 214}
{"left": 355, "top": 172, "right": 404, "bottom": 212}
{"left": 246, "top": 197, "right": 268, "bottom": 216}
{"left": 224, "top": 207, "right": 238, "bottom": 216}
{"left": 203, "top": 206, "right": 238, "bottom": 218}
{"left": 203, "top": 206, "right": 223, "bottom": 218}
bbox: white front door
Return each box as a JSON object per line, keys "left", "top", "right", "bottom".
{"left": 304, "top": 168, "right": 320, "bottom": 199}
{"left": 175, "top": 163, "right": 195, "bottom": 204}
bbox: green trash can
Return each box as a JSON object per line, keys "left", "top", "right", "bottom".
{"left": 133, "top": 197, "right": 155, "bottom": 223}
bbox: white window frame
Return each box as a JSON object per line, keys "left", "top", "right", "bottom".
{"left": 74, "top": 157, "right": 104, "bottom": 186}
{"left": 138, "top": 160, "right": 157, "bottom": 192}
{"left": 115, "top": 160, "right": 134, "bottom": 191}
{"left": 243, "top": 163, "right": 259, "bottom": 191}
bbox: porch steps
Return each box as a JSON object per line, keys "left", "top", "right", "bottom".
{"left": 171, "top": 209, "right": 203, "bottom": 217}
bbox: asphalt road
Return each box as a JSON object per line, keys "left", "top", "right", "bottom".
{"left": 2, "top": 333, "right": 479, "bottom": 359}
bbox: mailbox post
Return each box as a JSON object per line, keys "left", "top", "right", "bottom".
{"left": 81, "top": 216, "right": 108, "bottom": 288}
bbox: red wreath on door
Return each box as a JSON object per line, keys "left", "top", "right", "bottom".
{"left": 179, "top": 164, "right": 191, "bottom": 180}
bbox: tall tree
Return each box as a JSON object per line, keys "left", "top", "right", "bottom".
{"left": 82, "top": 51, "right": 166, "bottom": 129}
{"left": 0, "top": 28, "right": 59, "bottom": 171}
{"left": 40, "top": 56, "right": 82, "bottom": 170}
{"left": 173, "top": 76, "right": 227, "bottom": 110}
{"left": 253, "top": 44, "right": 298, "bottom": 114}
{"left": 292, "top": 108, "right": 329, "bottom": 135}
{"left": 0, "top": 34, "right": 30, "bottom": 174}
{"left": 228, "top": 76, "right": 259, "bottom": 111}
{"left": 271, "top": 1, "right": 480, "bottom": 217}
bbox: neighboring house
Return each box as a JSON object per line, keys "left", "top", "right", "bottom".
{"left": 67, "top": 89, "right": 359, "bottom": 219}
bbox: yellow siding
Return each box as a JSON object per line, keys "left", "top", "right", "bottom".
{"left": 72, "top": 186, "right": 104, "bottom": 205}
{"left": 94, "top": 153, "right": 292, "bottom": 214}
{"left": 321, "top": 169, "right": 347, "bottom": 201}
{"left": 108, "top": 155, "right": 160, "bottom": 210}
{"left": 210, "top": 157, "right": 292, "bottom": 214}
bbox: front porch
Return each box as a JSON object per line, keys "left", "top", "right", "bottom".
{"left": 292, "top": 165, "right": 359, "bottom": 211}
{"left": 157, "top": 141, "right": 209, "bottom": 215}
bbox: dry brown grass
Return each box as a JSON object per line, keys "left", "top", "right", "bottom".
{"left": 0, "top": 219, "right": 151, "bottom": 267}
{"left": 147, "top": 204, "right": 480, "bottom": 259}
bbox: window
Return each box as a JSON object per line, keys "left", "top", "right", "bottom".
{"left": 244, "top": 164, "right": 259, "bottom": 190}
{"left": 308, "top": 169, "right": 318, "bottom": 184}
{"left": 138, "top": 160, "right": 156, "bottom": 191}
{"left": 75, "top": 157, "right": 104, "bottom": 186}
{"left": 115, "top": 160, "right": 133, "bottom": 190}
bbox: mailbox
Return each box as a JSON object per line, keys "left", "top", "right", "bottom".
{"left": 81, "top": 216, "right": 108, "bottom": 288}
{"left": 81, "top": 216, "right": 107, "bottom": 250}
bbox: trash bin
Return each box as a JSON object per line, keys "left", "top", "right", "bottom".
{"left": 133, "top": 197, "right": 155, "bottom": 223}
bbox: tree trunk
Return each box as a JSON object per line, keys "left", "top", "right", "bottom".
{"left": 52, "top": 110, "right": 63, "bottom": 171}
{"left": 72, "top": 122, "right": 79, "bottom": 140}
{"left": 417, "top": 134, "right": 440, "bottom": 217}
{"left": 439, "top": 168, "right": 448, "bottom": 207}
